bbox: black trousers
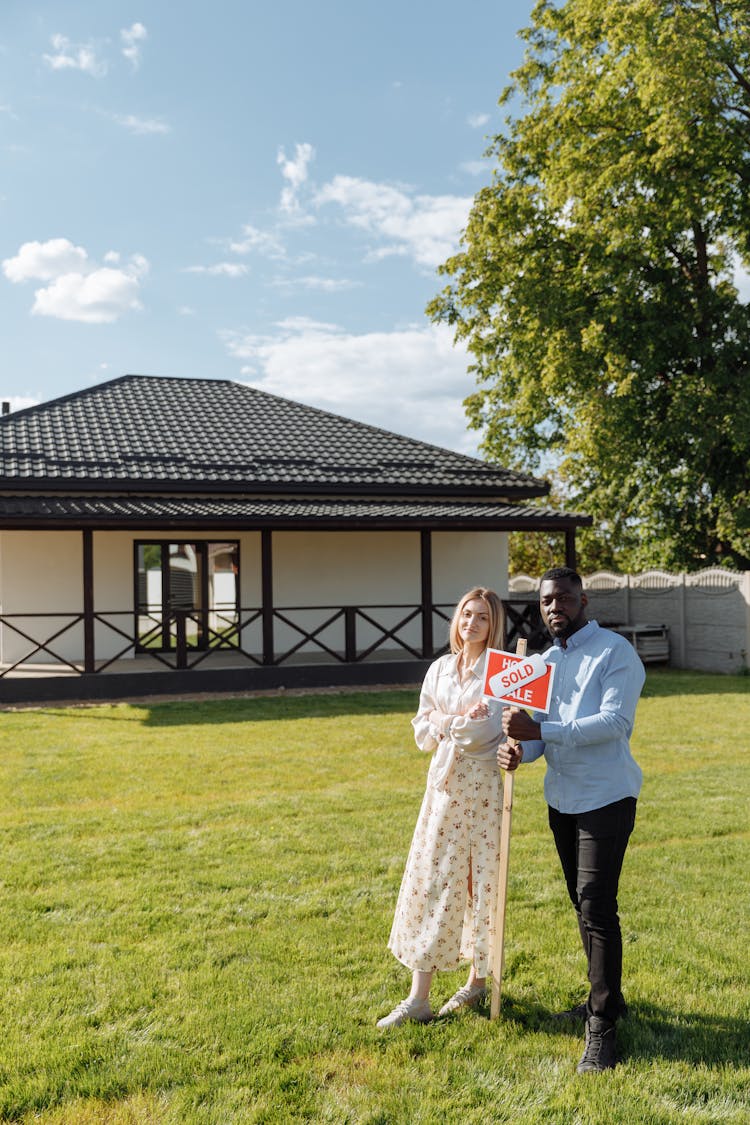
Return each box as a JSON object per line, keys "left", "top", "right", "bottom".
{"left": 548, "top": 796, "right": 637, "bottom": 1023}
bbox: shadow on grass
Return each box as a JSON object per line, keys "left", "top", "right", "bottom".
{"left": 34, "top": 689, "right": 419, "bottom": 727}
{"left": 497, "top": 994, "right": 750, "bottom": 1066}
{"left": 142, "top": 689, "right": 419, "bottom": 726}
{"left": 27, "top": 669, "right": 748, "bottom": 727}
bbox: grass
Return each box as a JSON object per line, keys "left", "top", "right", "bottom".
{"left": 0, "top": 669, "right": 748, "bottom": 1123}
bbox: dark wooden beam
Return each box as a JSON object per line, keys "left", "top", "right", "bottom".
{"left": 565, "top": 528, "right": 577, "bottom": 571}
{"left": 261, "top": 529, "right": 274, "bottom": 665}
{"left": 82, "top": 529, "right": 95, "bottom": 673}
{"left": 420, "top": 530, "right": 433, "bottom": 658}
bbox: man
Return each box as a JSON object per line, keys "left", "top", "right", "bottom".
{"left": 499, "top": 566, "right": 644, "bottom": 1074}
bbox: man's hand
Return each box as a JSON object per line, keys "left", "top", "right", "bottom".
{"left": 497, "top": 741, "right": 523, "bottom": 771}
{"left": 502, "top": 706, "right": 542, "bottom": 742}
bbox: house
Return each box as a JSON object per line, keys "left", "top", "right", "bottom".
{"left": 0, "top": 375, "right": 590, "bottom": 702}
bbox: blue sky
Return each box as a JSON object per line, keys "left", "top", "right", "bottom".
{"left": 1, "top": 1, "right": 536, "bottom": 453}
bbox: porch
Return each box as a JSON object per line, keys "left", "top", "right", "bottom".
{"left": 0, "top": 594, "right": 546, "bottom": 703}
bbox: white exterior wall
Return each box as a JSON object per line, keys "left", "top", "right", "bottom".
{"left": 272, "top": 530, "right": 508, "bottom": 659}
{"left": 431, "top": 531, "right": 509, "bottom": 651}
{"left": 0, "top": 530, "right": 84, "bottom": 664}
{"left": 272, "top": 531, "right": 420, "bottom": 657}
{"left": 432, "top": 532, "right": 508, "bottom": 602}
{"left": 0, "top": 526, "right": 509, "bottom": 667}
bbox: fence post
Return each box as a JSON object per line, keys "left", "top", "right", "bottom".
{"left": 175, "top": 611, "right": 188, "bottom": 669}
{"left": 344, "top": 607, "right": 357, "bottom": 662}
{"left": 743, "top": 572, "right": 750, "bottom": 672}
{"left": 677, "top": 573, "right": 687, "bottom": 669}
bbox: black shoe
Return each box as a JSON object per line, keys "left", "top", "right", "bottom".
{"left": 576, "top": 1016, "right": 617, "bottom": 1074}
{"left": 552, "top": 1002, "right": 587, "bottom": 1022}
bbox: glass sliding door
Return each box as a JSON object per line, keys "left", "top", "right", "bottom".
{"left": 167, "top": 543, "right": 203, "bottom": 648}
{"left": 207, "top": 543, "right": 239, "bottom": 644}
{"left": 135, "top": 540, "right": 239, "bottom": 652}
{"left": 136, "top": 543, "right": 165, "bottom": 649}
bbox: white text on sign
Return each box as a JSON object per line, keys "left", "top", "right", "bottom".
{"left": 488, "top": 652, "right": 547, "bottom": 698}
{"left": 481, "top": 647, "right": 556, "bottom": 714}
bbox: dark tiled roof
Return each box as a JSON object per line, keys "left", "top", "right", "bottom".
{"left": 0, "top": 493, "right": 590, "bottom": 529}
{"left": 0, "top": 375, "right": 547, "bottom": 499}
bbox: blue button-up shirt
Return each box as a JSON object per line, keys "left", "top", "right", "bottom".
{"left": 520, "top": 620, "right": 645, "bottom": 814}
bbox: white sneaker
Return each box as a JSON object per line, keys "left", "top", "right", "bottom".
{"left": 376, "top": 996, "right": 434, "bottom": 1029}
{"left": 438, "top": 982, "right": 487, "bottom": 1016}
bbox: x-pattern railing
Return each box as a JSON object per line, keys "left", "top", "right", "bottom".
{"left": 271, "top": 604, "right": 435, "bottom": 665}
{"left": 0, "top": 613, "right": 85, "bottom": 676}
{"left": 0, "top": 599, "right": 540, "bottom": 677}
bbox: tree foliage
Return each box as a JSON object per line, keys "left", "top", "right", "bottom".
{"left": 430, "top": 0, "right": 750, "bottom": 570}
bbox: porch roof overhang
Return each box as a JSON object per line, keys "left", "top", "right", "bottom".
{"left": 0, "top": 493, "right": 591, "bottom": 532}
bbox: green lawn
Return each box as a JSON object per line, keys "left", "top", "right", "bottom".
{"left": 0, "top": 669, "right": 748, "bottom": 1124}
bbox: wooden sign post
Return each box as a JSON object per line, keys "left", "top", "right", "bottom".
{"left": 490, "top": 637, "right": 526, "bottom": 1021}
{"left": 482, "top": 638, "right": 555, "bottom": 1019}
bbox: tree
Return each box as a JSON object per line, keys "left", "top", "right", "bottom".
{"left": 429, "top": 0, "right": 750, "bottom": 570}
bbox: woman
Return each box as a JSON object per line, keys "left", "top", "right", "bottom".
{"left": 377, "top": 586, "right": 506, "bottom": 1028}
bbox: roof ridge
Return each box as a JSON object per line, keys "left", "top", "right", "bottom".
{"left": 0, "top": 373, "right": 243, "bottom": 423}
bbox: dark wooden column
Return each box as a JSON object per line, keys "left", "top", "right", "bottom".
{"left": 565, "top": 529, "right": 577, "bottom": 572}
{"left": 261, "top": 529, "right": 274, "bottom": 665}
{"left": 82, "top": 529, "right": 95, "bottom": 673}
{"left": 420, "top": 530, "right": 433, "bottom": 658}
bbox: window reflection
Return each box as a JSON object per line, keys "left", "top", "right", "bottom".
{"left": 135, "top": 540, "right": 239, "bottom": 651}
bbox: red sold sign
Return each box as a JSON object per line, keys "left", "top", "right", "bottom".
{"left": 482, "top": 647, "right": 555, "bottom": 713}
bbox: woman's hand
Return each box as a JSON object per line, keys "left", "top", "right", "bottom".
{"left": 429, "top": 708, "right": 451, "bottom": 730}
{"left": 467, "top": 701, "right": 489, "bottom": 721}
{"left": 498, "top": 741, "right": 523, "bottom": 771}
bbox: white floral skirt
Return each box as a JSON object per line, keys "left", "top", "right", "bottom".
{"left": 387, "top": 754, "right": 502, "bottom": 976}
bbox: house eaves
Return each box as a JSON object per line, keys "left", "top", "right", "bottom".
{"left": 0, "top": 492, "right": 591, "bottom": 532}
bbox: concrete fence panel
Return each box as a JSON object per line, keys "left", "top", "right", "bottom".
{"left": 508, "top": 569, "right": 749, "bottom": 674}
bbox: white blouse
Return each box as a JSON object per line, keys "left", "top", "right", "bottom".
{"left": 411, "top": 652, "right": 505, "bottom": 790}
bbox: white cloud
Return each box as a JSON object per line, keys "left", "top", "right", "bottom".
{"left": 114, "top": 113, "right": 170, "bottom": 135}
{"left": 315, "top": 175, "right": 472, "bottom": 269}
{"left": 277, "top": 142, "right": 315, "bottom": 217}
{"left": 184, "top": 262, "right": 248, "bottom": 277}
{"left": 271, "top": 275, "right": 360, "bottom": 292}
{"left": 460, "top": 160, "right": 487, "bottom": 176}
{"left": 2, "top": 238, "right": 89, "bottom": 282}
{"left": 32, "top": 270, "right": 143, "bottom": 323}
{"left": 467, "top": 112, "right": 490, "bottom": 128}
{"left": 43, "top": 34, "right": 107, "bottom": 77}
{"left": 221, "top": 318, "right": 479, "bottom": 454}
{"left": 121, "top": 22, "right": 147, "bottom": 68}
{"left": 228, "top": 223, "right": 285, "bottom": 259}
{"left": 2, "top": 238, "right": 148, "bottom": 323}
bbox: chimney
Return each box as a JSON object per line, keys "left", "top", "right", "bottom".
{"left": 1, "top": 402, "right": 9, "bottom": 415}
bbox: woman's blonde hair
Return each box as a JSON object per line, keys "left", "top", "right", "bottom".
{"left": 448, "top": 587, "right": 505, "bottom": 655}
